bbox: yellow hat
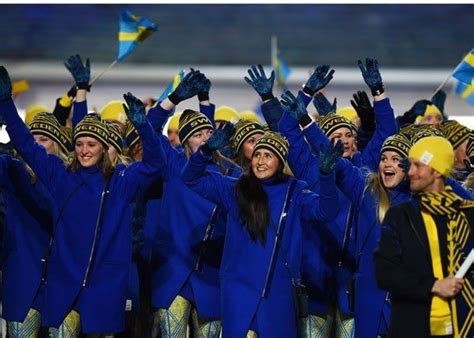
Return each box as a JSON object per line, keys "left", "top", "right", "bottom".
{"left": 167, "top": 112, "right": 182, "bottom": 131}
{"left": 336, "top": 106, "right": 358, "bottom": 122}
{"left": 409, "top": 136, "right": 454, "bottom": 177}
{"left": 240, "top": 110, "right": 261, "bottom": 123}
{"left": 415, "top": 103, "right": 442, "bottom": 124}
{"left": 215, "top": 105, "right": 240, "bottom": 123}
{"left": 25, "top": 103, "right": 51, "bottom": 125}
{"left": 99, "top": 100, "right": 127, "bottom": 124}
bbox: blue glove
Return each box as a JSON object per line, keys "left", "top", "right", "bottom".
{"left": 313, "top": 92, "right": 337, "bottom": 117}
{"left": 168, "top": 69, "right": 205, "bottom": 105}
{"left": 358, "top": 58, "right": 384, "bottom": 96}
{"left": 197, "top": 73, "right": 212, "bottom": 102}
{"left": 0, "top": 66, "right": 12, "bottom": 102}
{"left": 244, "top": 64, "right": 275, "bottom": 101}
{"left": 123, "top": 92, "right": 147, "bottom": 125}
{"left": 64, "top": 54, "right": 91, "bottom": 90}
{"left": 303, "top": 65, "right": 335, "bottom": 96}
{"left": 319, "top": 140, "right": 344, "bottom": 174}
{"left": 280, "top": 90, "right": 308, "bottom": 121}
{"left": 398, "top": 157, "right": 410, "bottom": 173}
{"left": 204, "top": 122, "right": 234, "bottom": 153}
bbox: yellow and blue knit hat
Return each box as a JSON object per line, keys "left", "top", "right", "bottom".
{"left": 252, "top": 131, "right": 289, "bottom": 164}
{"left": 381, "top": 133, "right": 412, "bottom": 158}
{"left": 29, "top": 112, "right": 71, "bottom": 154}
{"left": 410, "top": 124, "right": 444, "bottom": 145}
{"left": 409, "top": 136, "right": 454, "bottom": 177}
{"left": 105, "top": 121, "right": 124, "bottom": 154}
{"left": 232, "top": 119, "right": 264, "bottom": 153}
{"left": 414, "top": 102, "right": 442, "bottom": 124}
{"left": 440, "top": 120, "right": 471, "bottom": 150}
{"left": 74, "top": 114, "right": 110, "bottom": 147}
{"left": 317, "top": 113, "right": 356, "bottom": 137}
{"left": 178, "top": 110, "right": 213, "bottom": 145}
{"left": 124, "top": 120, "right": 140, "bottom": 149}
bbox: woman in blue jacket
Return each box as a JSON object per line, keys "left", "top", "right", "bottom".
{"left": 0, "top": 65, "right": 165, "bottom": 336}
{"left": 0, "top": 112, "right": 70, "bottom": 337}
{"left": 181, "top": 123, "right": 341, "bottom": 338}
{"left": 145, "top": 69, "right": 241, "bottom": 338}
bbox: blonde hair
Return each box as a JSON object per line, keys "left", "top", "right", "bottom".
{"left": 366, "top": 172, "right": 391, "bottom": 224}
{"left": 26, "top": 138, "right": 70, "bottom": 184}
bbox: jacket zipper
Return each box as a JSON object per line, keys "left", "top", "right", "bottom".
{"left": 82, "top": 187, "right": 108, "bottom": 287}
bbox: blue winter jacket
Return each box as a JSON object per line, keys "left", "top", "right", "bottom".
{"left": 0, "top": 156, "right": 52, "bottom": 321}
{"left": 181, "top": 147, "right": 339, "bottom": 338}
{"left": 1, "top": 98, "right": 165, "bottom": 333}
{"left": 147, "top": 103, "right": 240, "bottom": 318}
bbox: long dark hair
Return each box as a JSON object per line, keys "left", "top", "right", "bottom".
{"left": 235, "top": 161, "right": 288, "bottom": 245}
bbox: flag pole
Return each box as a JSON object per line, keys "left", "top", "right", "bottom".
{"left": 89, "top": 60, "right": 119, "bottom": 86}
{"left": 271, "top": 35, "right": 277, "bottom": 70}
{"left": 431, "top": 73, "right": 452, "bottom": 98}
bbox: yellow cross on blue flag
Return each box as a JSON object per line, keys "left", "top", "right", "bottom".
{"left": 455, "top": 80, "right": 474, "bottom": 106}
{"left": 117, "top": 10, "right": 158, "bottom": 61}
{"left": 452, "top": 48, "right": 474, "bottom": 85}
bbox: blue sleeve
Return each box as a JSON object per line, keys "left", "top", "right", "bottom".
{"left": 199, "top": 103, "right": 215, "bottom": 127}
{"left": 303, "top": 122, "right": 331, "bottom": 155}
{"left": 261, "top": 97, "right": 283, "bottom": 132}
{"left": 122, "top": 119, "right": 167, "bottom": 201}
{"left": 279, "top": 111, "right": 320, "bottom": 190}
{"left": 360, "top": 98, "right": 397, "bottom": 172}
{"left": 1, "top": 99, "right": 65, "bottom": 190}
{"left": 356, "top": 128, "right": 373, "bottom": 153}
{"left": 299, "top": 172, "right": 340, "bottom": 223}
{"left": 335, "top": 158, "right": 366, "bottom": 207}
{"left": 298, "top": 90, "right": 313, "bottom": 107}
{"left": 447, "top": 177, "right": 473, "bottom": 200}
{"left": 147, "top": 102, "right": 172, "bottom": 132}
{"left": 181, "top": 148, "right": 235, "bottom": 212}
{"left": 72, "top": 100, "right": 88, "bottom": 128}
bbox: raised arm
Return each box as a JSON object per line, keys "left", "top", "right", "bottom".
{"left": 181, "top": 123, "right": 236, "bottom": 211}
{"left": 64, "top": 54, "right": 91, "bottom": 128}
{"left": 0, "top": 66, "right": 65, "bottom": 190}
{"left": 299, "top": 140, "right": 342, "bottom": 223}
{"left": 356, "top": 58, "right": 397, "bottom": 171}
{"left": 121, "top": 93, "right": 166, "bottom": 200}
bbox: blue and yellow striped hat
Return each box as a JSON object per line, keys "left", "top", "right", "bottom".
{"left": 252, "top": 131, "right": 289, "bottom": 164}
{"left": 178, "top": 109, "right": 213, "bottom": 145}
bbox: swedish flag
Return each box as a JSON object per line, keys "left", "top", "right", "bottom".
{"left": 157, "top": 70, "right": 185, "bottom": 103}
{"left": 274, "top": 52, "right": 291, "bottom": 87}
{"left": 455, "top": 80, "right": 474, "bottom": 106}
{"left": 117, "top": 10, "right": 158, "bottom": 61}
{"left": 452, "top": 48, "right": 474, "bottom": 85}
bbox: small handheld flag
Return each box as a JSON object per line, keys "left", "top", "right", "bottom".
{"left": 455, "top": 80, "right": 474, "bottom": 106}
{"left": 452, "top": 48, "right": 474, "bottom": 85}
{"left": 157, "top": 70, "right": 185, "bottom": 103}
{"left": 117, "top": 10, "right": 158, "bottom": 62}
